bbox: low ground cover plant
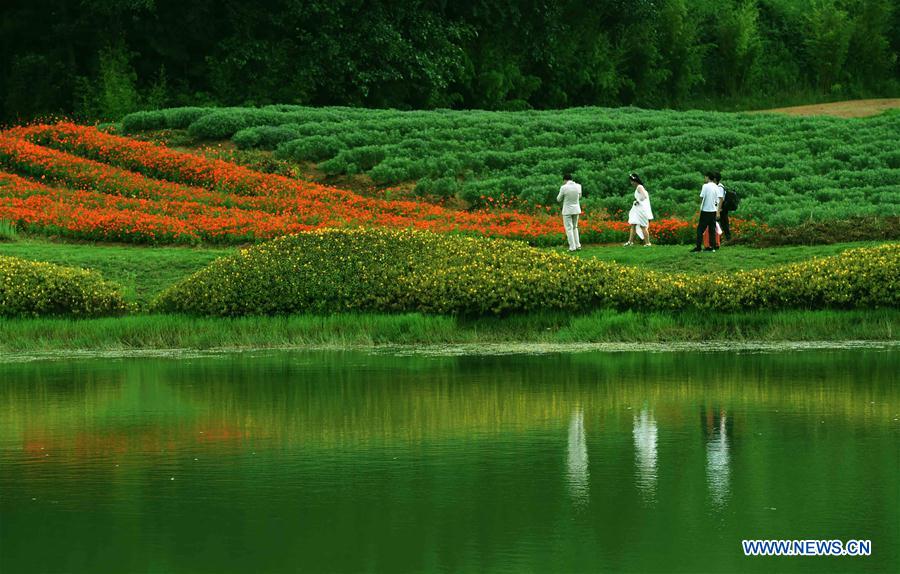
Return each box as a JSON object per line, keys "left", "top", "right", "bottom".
{"left": 121, "top": 106, "right": 900, "bottom": 225}
{"left": 0, "top": 255, "right": 128, "bottom": 317}
{"left": 153, "top": 229, "right": 899, "bottom": 316}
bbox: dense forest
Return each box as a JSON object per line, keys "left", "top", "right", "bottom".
{"left": 1, "top": 0, "right": 898, "bottom": 122}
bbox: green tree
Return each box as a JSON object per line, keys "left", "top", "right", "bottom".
{"left": 846, "top": 0, "right": 896, "bottom": 90}
{"left": 717, "top": 0, "right": 762, "bottom": 95}
{"left": 657, "top": 0, "right": 704, "bottom": 105}
{"left": 804, "top": 0, "right": 853, "bottom": 92}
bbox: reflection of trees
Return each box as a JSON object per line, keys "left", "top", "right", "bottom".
{"left": 1, "top": 349, "right": 897, "bottom": 574}
{"left": 0, "top": 349, "right": 897, "bottom": 453}
{"left": 566, "top": 408, "right": 589, "bottom": 508}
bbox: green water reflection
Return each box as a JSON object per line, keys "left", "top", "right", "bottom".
{"left": 0, "top": 349, "right": 897, "bottom": 573}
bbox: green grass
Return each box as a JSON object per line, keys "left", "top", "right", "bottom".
{"left": 0, "top": 220, "right": 18, "bottom": 242}
{"left": 0, "top": 309, "right": 894, "bottom": 353}
{"left": 0, "top": 239, "right": 232, "bottom": 306}
{"left": 566, "top": 241, "right": 887, "bottom": 274}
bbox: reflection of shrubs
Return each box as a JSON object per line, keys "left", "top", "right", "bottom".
{"left": 0, "top": 256, "right": 128, "bottom": 317}
{"left": 153, "top": 229, "right": 899, "bottom": 317}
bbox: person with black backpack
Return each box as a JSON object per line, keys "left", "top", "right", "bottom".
{"left": 691, "top": 172, "right": 721, "bottom": 253}
{"left": 717, "top": 172, "right": 740, "bottom": 242}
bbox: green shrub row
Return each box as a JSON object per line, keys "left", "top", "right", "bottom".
{"left": 122, "top": 105, "right": 900, "bottom": 226}
{"left": 734, "top": 216, "right": 900, "bottom": 247}
{"left": 121, "top": 107, "right": 214, "bottom": 133}
{"left": 233, "top": 124, "right": 305, "bottom": 150}
{"left": 152, "top": 229, "right": 900, "bottom": 317}
{"left": 0, "top": 256, "right": 129, "bottom": 317}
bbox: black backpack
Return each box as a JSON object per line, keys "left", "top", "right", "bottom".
{"left": 722, "top": 186, "right": 740, "bottom": 211}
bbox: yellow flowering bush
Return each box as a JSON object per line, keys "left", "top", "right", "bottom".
{"left": 707, "top": 244, "right": 900, "bottom": 311}
{"left": 0, "top": 256, "right": 128, "bottom": 317}
{"left": 152, "top": 230, "right": 899, "bottom": 316}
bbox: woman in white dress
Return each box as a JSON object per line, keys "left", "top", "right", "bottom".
{"left": 625, "top": 173, "right": 653, "bottom": 246}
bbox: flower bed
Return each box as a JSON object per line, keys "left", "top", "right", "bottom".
{"left": 0, "top": 123, "right": 697, "bottom": 245}
{"left": 0, "top": 171, "right": 310, "bottom": 244}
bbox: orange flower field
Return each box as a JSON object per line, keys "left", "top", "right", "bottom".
{"left": 0, "top": 122, "right": 697, "bottom": 245}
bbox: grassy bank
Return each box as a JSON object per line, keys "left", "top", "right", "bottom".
{"left": 0, "top": 309, "right": 895, "bottom": 353}
{"left": 568, "top": 241, "right": 887, "bottom": 273}
{"left": 0, "top": 239, "right": 232, "bottom": 306}
{"left": 0, "top": 238, "right": 887, "bottom": 305}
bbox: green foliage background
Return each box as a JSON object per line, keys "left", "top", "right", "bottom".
{"left": 1, "top": 0, "right": 898, "bottom": 122}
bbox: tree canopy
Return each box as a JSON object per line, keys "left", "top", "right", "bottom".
{"left": 1, "top": 0, "right": 898, "bottom": 121}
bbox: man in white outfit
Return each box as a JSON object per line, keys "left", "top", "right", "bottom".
{"left": 557, "top": 172, "right": 582, "bottom": 251}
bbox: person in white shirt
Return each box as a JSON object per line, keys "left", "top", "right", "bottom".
{"left": 625, "top": 173, "right": 653, "bottom": 247}
{"left": 557, "top": 173, "right": 582, "bottom": 251}
{"left": 691, "top": 172, "right": 721, "bottom": 253}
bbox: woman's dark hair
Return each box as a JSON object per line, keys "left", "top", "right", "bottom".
{"left": 629, "top": 173, "right": 643, "bottom": 185}
{"left": 713, "top": 171, "right": 722, "bottom": 183}
{"left": 563, "top": 172, "right": 573, "bottom": 181}
{"left": 705, "top": 171, "right": 717, "bottom": 180}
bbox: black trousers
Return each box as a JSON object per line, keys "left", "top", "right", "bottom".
{"left": 696, "top": 211, "right": 718, "bottom": 249}
{"left": 719, "top": 209, "right": 730, "bottom": 240}
{"left": 707, "top": 209, "right": 730, "bottom": 244}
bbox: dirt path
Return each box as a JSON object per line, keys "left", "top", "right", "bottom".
{"left": 757, "top": 98, "right": 900, "bottom": 118}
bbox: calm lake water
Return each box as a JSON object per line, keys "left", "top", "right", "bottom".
{"left": 1, "top": 347, "right": 898, "bottom": 574}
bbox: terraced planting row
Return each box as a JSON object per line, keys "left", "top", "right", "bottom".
{"left": 0, "top": 122, "right": 694, "bottom": 245}
{"left": 122, "top": 105, "right": 900, "bottom": 225}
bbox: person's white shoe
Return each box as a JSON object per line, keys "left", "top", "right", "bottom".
{"left": 644, "top": 243, "right": 652, "bottom": 247}
{"left": 623, "top": 242, "right": 633, "bottom": 247}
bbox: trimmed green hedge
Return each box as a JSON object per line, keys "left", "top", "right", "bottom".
{"left": 122, "top": 105, "right": 900, "bottom": 225}
{"left": 152, "top": 229, "right": 899, "bottom": 316}
{"left": 234, "top": 124, "right": 307, "bottom": 150}
{"left": 0, "top": 256, "right": 129, "bottom": 317}
{"left": 121, "top": 107, "right": 213, "bottom": 133}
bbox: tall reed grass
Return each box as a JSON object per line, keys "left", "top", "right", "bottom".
{"left": 0, "top": 220, "right": 18, "bottom": 242}
{"left": 0, "top": 310, "right": 894, "bottom": 353}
